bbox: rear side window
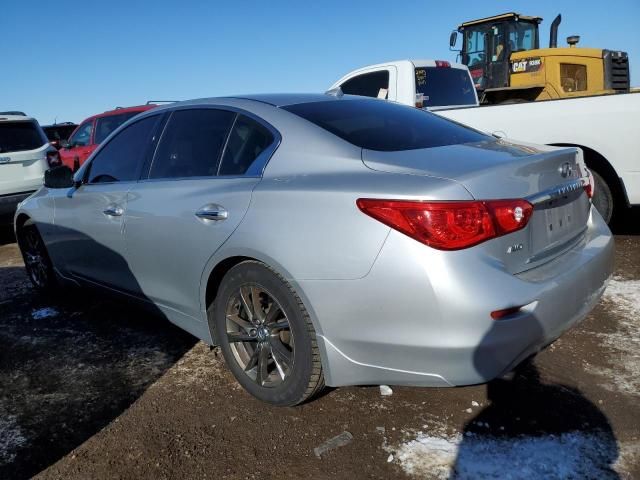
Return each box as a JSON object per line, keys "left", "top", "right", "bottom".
{"left": 87, "top": 115, "right": 161, "bottom": 184}
{"left": 218, "top": 115, "right": 274, "bottom": 175}
{"left": 282, "top": 99, "right": 488, "bottom": 151}
{"left": 414, "top": 67, "right": 477, "bottom": 107}
{"left": 340, "top": 71, "right": 389, "bottom": 99}
{"left": 94, "top": 111, "right": 144, "bottom": 144}
{"left": 149, "top": 109, "right": 235, "bottom": 179}
{"left": 0, "top": 121, "right": 46, "bottom": 153}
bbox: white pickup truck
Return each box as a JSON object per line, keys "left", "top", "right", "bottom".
{"left": 329, "top": 60, "right": 639, "bottom": 222}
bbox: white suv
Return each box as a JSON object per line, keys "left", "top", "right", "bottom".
{"left": 0, "top": 114, "right": 58, "bottom": 221}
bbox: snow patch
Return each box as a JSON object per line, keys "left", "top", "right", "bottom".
{"left": 0, "top": 415, "right": 27, "bottom": 465}
{"left": 390, "top": 431, "right": 622, "bottom": 479}
{"left": 31, "top": 307, "right": 59, "bottom": 320}
{"left": 604, "top": 278, "right": 640, "bottom": 316}
{"left": 596, "top": 278, "right": 640, "bottom": 395}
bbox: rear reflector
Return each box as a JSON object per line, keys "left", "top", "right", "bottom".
{"left": 491, "top": 306, "right": 524, "bottom": 320}
{"left": 584, "top": 169, "right": 594, "bottom": 199}
{"left": 356, "top": 199, "right": 533, "bottom": 250}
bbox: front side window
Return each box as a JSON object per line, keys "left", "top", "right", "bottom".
{"left": 464, "top": 26, "right": 489, "bottom": 66}
{"left": 560, "top": 64, "right": 587, "bottom": 92}
{"left": 340, "top": 71, "right": 390, "bottom": 99}
{"left": 0, "top": 121, "right": 46, "bottom": 153}
{"left": 218, "top": 115, "right": 274, "bottom": 175}
{"left": 283, "top": 99, "right": 488, "bottom": 152}
{"left": 86, "top": 115, "right": 161, "bottom": 184}
{"left": 148, "top": 109, "right": 235, "bottom": 180}
{"left": 94, "top": 111, "right": 144, "bottom": 144}
{"left": 69, "top": 121, "right": 93, "bottom": 147}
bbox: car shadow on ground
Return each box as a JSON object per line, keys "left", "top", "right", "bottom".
{"left": 611, "top": 206, "right": 640, "bottom": 235}
{"left": 451, "top": 311, "right": 620, "bottom": 478}
{"left": 0, "top": 224, "right": 16, "bottom": 246}
{"left": 0, "top": 224, "right": 199, "bottom": 479}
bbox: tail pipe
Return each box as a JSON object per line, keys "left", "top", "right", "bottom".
{"left": 549, "top": 14, "right": 561, "bottom": 48}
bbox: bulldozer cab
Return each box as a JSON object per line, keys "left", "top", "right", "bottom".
{"left": 452, "top": 12, "right": 630, "bottom": 103}
{"left": 456, "top": 12, "right": 542, "bottom": 92}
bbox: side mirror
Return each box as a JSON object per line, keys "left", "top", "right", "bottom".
{"left": 449, "top": 31, "right": 458, "bottom": 49}
{"left": 60, "top": 140, "right": 73, "bottom": 149}
{"left": 44, "top": 165, "right": 75, "bottom": 189}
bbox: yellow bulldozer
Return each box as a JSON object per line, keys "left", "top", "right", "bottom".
{"left": 450, "top": 12, "right": 631, "bottom": 104}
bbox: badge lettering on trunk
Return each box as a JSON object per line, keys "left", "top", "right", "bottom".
{"left": 507, "top": 243, "right": 524, "bottom": 253}
{"left": 559, "top": 162, "right": 574, "bottom": 178}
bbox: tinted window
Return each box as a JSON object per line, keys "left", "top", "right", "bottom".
{"left": 340, "top": 71, "right": 389, "bottom": 98}
{"left": 69, "top": 121, "right": 93, "bottom": 146}
{"left": 0, "top": 121, "right": 46, "bottom": 153}
{"left": 218, "top": 115, "right": 274, "bottom": 175}
{"left": 94, "top": 111, "right": 143, "bottom": 144}
{"left": 43, "top": 124, "right": 77, "bottom": 142}
{"left": 283, "top": 99, "right": 488, "bottom": 152}
{"left": 415, "top": 68, "right": 477, "bottom": 107}
{"left": 149, "top": 109, "right": 235, "bottom": 179}
{"left": 87, "top": 115, "right": 161, "bottom": 184}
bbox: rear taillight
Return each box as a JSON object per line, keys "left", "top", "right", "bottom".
{"left": 46, "top": 150, "right": 61, "bottom": 167}
{"left": 584, "top": 169, "right": 594, "bottom": 199}
{"left": 356, "top": 198, "right": 533, "bottom": 250}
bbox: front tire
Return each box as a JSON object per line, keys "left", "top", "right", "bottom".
{"left": 17, "top": 221, "right": 57, "bottom": 293}
{"left": 212, "top": 261, "right": 324, "bottom": 406}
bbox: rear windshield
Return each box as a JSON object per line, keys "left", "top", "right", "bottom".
{"left": 282, "top": 99, "right": 487, "bottom": 151}
{"left": 94, "top": 111, "right": 144, "bottom": 144}
{"left": 415, "top": 67, "right": 477, "bottom": 107}
{"left": 43, "top": 125, "right": 77, "bottom": 142}
{"left": 0, "top": 121, "right": 46, "bottom": 153}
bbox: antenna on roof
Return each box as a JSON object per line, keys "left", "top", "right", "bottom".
{"left": 324, "top": 87, "right": 344, "bottom": 98}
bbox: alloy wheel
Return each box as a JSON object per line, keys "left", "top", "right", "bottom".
{"left": 225, "top": 284, "right": 294, "bottom": 387}
{"left": 22, "top": 228, "right": 49, "bottom": 289}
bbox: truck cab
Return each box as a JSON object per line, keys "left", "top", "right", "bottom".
{"left": 329, "top": 59, "right": 478, "bottom": 110}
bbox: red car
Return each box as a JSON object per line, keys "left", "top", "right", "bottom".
{"left": 60, "top": 104, "right": 157, "bottom": 170}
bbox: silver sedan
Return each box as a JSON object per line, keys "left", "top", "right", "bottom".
{"left": 15, "top": 94, "right": 614, "bottom": 405}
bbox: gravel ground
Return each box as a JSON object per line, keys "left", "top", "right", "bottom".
{"left": 0, "top": 214, "right": 638, "bottom": 480}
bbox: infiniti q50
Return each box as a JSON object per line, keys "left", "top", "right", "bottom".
{"left": 15, "top": 94, "right": 613, "bottom": 405}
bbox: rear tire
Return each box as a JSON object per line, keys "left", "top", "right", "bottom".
{"left": 212, "top": 261, "right": 324, "bottom": 406}
{"left": 17, "top": 220, "right": 57, "bottom": 294}
{"left": 591, "top": 170, "right": 614, "bottom": 224}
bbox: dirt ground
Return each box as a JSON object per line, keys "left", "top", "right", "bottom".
{"left": 0, "top": 214, "right": 639, "bottom": 480}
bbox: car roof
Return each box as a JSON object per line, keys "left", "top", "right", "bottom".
{"left": 0, "top": 114, "right": 37, "bottom": 122}
{"left": 223, "top": 93, "right": 344, "bottom": 107}
{"left": 81, "top": 104, "right": 157, "bottom": 123}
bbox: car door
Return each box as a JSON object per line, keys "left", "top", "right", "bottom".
{"left": 124, "top": 108, "right": 278, "bottom": 320}
{"left": 51, "top": 114, "right": 163, "bottom": 291}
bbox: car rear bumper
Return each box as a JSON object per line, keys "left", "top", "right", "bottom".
{"left": 302, "top": 206, "right": 614, "bottom": 387}
{"left": 0, "top": 191, "right": 34, "bottom": 218}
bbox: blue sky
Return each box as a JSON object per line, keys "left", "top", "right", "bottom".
{"left": 2, "top": 0, "right": 638, "bottom": 124}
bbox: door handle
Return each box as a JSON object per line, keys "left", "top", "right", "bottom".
{"left": 103, "top": 205, "right": 124, "bottom": 217}
{"left": 195, "top": 204, "right": 228, "bottom": 221}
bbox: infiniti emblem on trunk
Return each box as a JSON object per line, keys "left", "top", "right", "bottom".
{"left": 559, "top": 162, "right": 573, "bottom": 178}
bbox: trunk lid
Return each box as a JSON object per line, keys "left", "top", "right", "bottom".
{"left": 362, "top": 139, "right": 592, "bottom": 272}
